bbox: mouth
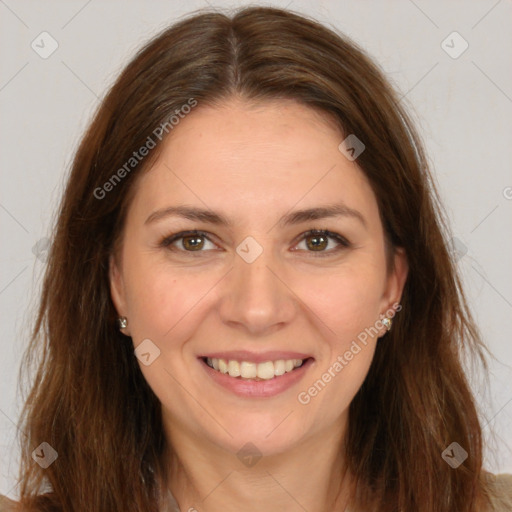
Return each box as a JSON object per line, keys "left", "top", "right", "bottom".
{"left": 198, "top": 353, "right": 315, "bottom": 398}
{"left": 200, "top": 356, "right": 313, "bottom": 381}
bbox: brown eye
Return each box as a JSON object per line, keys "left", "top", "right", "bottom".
{"left": 181, "top": 234, "right": 206, "bottom": 251}
{"left": 293, "top": 229, "right": 351, "bottom": 256}
{"left": 159, "top": 230, "right": 217, "bottom": 253}
{"left": 305, "top": 233, "right": 329, "bottom": 251}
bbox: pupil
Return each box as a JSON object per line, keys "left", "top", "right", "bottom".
{"left": 184, "top": 236, "right": 204, "bottom": 250}
{"left": 308, "top": 234, "right": 327, "bottom": 251}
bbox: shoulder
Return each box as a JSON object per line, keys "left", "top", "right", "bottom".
{"left": 483, "top": 473, "right": 512, "bottom": 511}
{"left": 0, "top": 494, "right": 18, "bottom": 512}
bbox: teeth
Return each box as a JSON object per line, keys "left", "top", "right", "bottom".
{"left": 205, "top": 357, "right": 305, "bottom": 380}
{"left": 240, "top": 361, "right": 257, "bottom": 378}
{"left": 218, "top": 359, "right": 228, "bottom": 374}
{"left": 228, "top": 360, "right": 241, "bottom": 377}
{"left": 274, "top": 360, "right": 286, "bottom": 376}
{"left": 257, "top": 361, "right": 275, "bottom": 380}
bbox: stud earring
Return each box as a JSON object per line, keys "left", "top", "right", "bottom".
{"left": 117, "top": 316, "right": 128, "bottom": 330}
{"left": 382, "top": 317, "right": 392, "bottom": 331}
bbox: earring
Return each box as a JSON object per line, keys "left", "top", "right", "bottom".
{"left": 117, "top": 316, "right": 128, "bottom": 330}
{"left": 382, "top": 317, "right": 392, "bottom": 331}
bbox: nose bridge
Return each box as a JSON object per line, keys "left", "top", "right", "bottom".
{"left": 219, "top": 235, "right": 296, "bottom": 334}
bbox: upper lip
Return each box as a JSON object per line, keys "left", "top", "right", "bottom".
{"left": 198, "top": 350, "right": 313, "bottom": 364}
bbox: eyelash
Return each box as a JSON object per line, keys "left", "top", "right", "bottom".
{"left": 158, "top": 228, "right": 351, "bottom": 257}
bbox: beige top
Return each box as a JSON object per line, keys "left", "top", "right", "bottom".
{"left": 1, "top": 473, "right": 511, "bottom": 511}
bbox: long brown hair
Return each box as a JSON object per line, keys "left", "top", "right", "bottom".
{"left": 15, "top": 6, "right": 491, "bottom": 511}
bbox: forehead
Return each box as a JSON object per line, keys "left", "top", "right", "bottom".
{"left": 127, "top": 98, "right": 379, "bottom": 229}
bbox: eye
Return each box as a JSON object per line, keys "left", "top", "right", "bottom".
{"left": 292, "top": 229, "right": 351, "bottom": 256}
{"left": 159, "top": 230, "right": 218, "bottom": 253}
{"left": 159, "top": 228, "right": 351, "bottom": 257}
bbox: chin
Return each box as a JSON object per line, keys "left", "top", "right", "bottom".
{"left": 203, "top": 408, "right": 311, "bottom": 458}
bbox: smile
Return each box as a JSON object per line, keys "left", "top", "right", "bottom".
{"left": 198, "top": 354, "right": 314, "bottom": 398}
{"left": 203, "top": 357, "right": 306, "bottom": 380}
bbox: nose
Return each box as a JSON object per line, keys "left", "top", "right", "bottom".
{"left": 218, "top": 242, "right": 298, "bottom": 336}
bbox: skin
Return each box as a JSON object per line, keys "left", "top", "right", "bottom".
{"left": 109, "top": 97, "right": 408, "bottom": 512}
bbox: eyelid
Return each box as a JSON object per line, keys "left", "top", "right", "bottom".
{"left": 159, "top": 229, "right": 351, "bottom": 255}
{"left": 291, "top": 228, "right": 351, "bottom": 257}
{"left": 159, "top": 230, "right": 218, "bottom": 251}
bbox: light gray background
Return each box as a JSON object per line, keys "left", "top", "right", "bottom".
{"left": 1, "top": 0, "right": 511, "bottom": 498}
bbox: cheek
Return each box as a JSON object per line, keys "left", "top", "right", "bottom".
{"left": 296, "top": 268, "right": 381, "bottom": 414}
{"left": 304, "top": 344, "right": 376, "bottom": 420}
{"left": 296, "top": 261, "right": 385, "bottom": 340}
{"left": 122, "top": 252, "right": 221, "bottom": 342}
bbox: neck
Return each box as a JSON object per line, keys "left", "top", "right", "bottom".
{"left": 162, "top": 420, "right": 353, "bottom": 512}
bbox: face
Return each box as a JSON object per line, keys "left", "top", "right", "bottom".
{"left": 109, "top": 97, "right": 408, "bottom": 458}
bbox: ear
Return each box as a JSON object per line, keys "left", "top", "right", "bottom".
{"left": 109, "top": 253, "right": 128, "bottom": 319}
{"left": 381, "top": 246, "right": 409, "bottom": 312}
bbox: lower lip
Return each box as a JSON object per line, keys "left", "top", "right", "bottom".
{"left": 199, "top": 358, "right": 314, "bottom": 398}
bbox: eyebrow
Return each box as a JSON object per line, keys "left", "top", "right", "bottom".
{"left": 144, "top": 203, "right": 367, "bottom": 229}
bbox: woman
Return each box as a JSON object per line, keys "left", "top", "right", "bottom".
{"left": 2, "top": 5, "right": 511, "bottom": 512}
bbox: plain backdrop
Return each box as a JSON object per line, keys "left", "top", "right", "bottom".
{"left": 1, "top": 0, "right": 511, "bottom": 498}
